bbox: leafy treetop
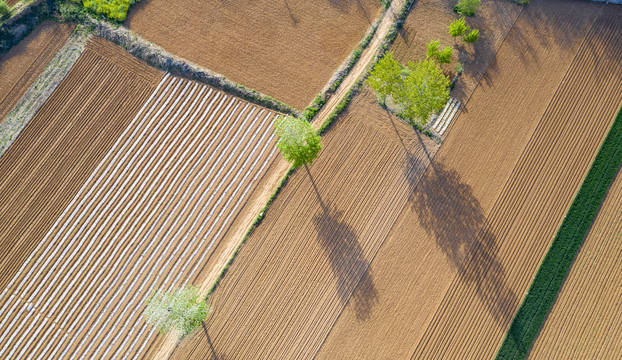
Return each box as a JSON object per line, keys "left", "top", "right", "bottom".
{"left": 143, "top": 285, "right": 211, "bottom": 335}
{"left": 275, "top": 116, "right": 323, "bottom": 169}
{"left": 366, "top": 52, "right": 403, "bottom": 104}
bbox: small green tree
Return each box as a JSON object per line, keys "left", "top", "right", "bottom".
{"left": 144, "top": 285, "right": 211, "bottom": 335}
{"left": 366, "top": 52, "right": 403, "bottom": 105}
{"left": 449, "top": 18, "right": 469, "bottom": 39}
{"left": 394, "top": 59, "right": 450, "bottom": 126}
{"left": 275, "top": 116, "right": 322, "bottom": 169}
{"left": 426, "top": 40, "right": 453, "bottom": 65}
{"left": 454, "top": 0, "right": 481, "bottom": 16}
{"left": 463, "top": 29, "right": 480, "bottom": 43}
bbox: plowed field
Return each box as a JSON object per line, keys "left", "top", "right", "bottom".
{"left": 0, "top": 36, "right": 284, "bottom": 358}
{"left": 169, "top": 0, "right": 622, "bottom": 359}
{"left": 170, "top": 88, "right": 439, "bottom": 360}
{"left": 528, "top": 168, "right": 622, "bottom": 359}
{"left": 0, "top": 21, "right": 75, "bottom": 121}
{"left": 125, "top": 0, "right": 381, "bottom": 109}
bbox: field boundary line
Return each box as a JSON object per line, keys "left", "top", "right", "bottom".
{"left": 0, "top": 27, "right": 89, "bottom": 158}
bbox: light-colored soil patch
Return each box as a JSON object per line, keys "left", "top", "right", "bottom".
{"left": 0, "top": 21, "right": 74, "bottom": 121}
{"left": 125, "top": 0, "right": 381, "bottom": 110}
{"left": 169, "top": 88, "right": 439, "bottom": 360}
{"left": 528, "top": 169, "right": 622, "bottom": 359}
{"left": 315, "top": 1, "right": 621, "bottom": 359}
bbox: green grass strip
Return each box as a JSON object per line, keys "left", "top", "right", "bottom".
{"left": 496, "top": 106, "right": 622, "bottom": 360}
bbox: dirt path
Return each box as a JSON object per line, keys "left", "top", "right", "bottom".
{"left": 311, "top": 0, "right": 404, "bottom": 128}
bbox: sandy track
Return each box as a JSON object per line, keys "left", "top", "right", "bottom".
{"left": 0, "top": 36, "right": 283, "bottom": 358}
{"left": 0, "top": 21, "right": 75, "bottom": 121}
{"left": 411, "top": 10, "right": 622, "bottom": 360}
{"left": 170, "top": 89, "right": 439, "bottom": 360}
{"left": 528, "top": 168, "right": 622, "bottom": 359}
{"left": 125, "top": 0, "right": 381, "bottom": 110}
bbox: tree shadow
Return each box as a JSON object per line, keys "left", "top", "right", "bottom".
{"left": 283, "top": 0, "right": 298, "bottom": 25}
{"left": 200, "top": 322, "right": 226, "bottom": 360}
{"left": 328, "top": 0, "right": 372, "bottom": 24}
{"left": 306, "top": 166, "right": 378, "bottom": 321}
{"left": 409, "top": 157, "right": 518, "bottom": 327}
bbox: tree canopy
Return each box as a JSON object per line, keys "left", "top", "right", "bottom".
{"left": 366, "top": 52, "right": 403, "bottom": 104}
{"left": 426, "top": 40, "right": 453, "bottom": 64}
{"left": 143, "top": 285, "right": 211, "bottom": 335}
{"left": 274, "top": 116, "right": 322, "bottom": 168}
{"left": 394, "top": 59, "right": 450, "bottom": 126}
{"left": 449, "top": 17, "right": 469, "bottom": 38}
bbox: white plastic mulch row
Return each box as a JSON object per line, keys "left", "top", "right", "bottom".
{"left": 431, "top": 97, "right": 460, "bottom": 136}
{"left": 0, "top": 73, "right": 281, "bottom": 359}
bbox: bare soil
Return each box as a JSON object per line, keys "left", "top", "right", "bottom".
{"left": 529, "top": 169, "right": 622, "bottom": 359}
{"left": 0, "top": 34, "right": 293, "bottom": 358}
{"left": 125, "top": 0, "right": 382, "bottom": 110}
{"left": 0, "top": 21, "right": 74, "bottom": 121}
{"left": 169, "top": 88, "right": 439, "bottom": 360}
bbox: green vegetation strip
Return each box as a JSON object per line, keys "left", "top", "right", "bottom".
{"left": 496, "top": 106, "right": 622, "bottom": 360}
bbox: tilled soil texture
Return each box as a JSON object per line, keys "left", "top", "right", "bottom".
{"left": 0, "top": 21, "right": 75, "bottom": 121}
{"left": 391, "top": 0, "right": 522, "bottom": 103}
{"left": 315, "top": 0, "right": 622, "bottom": 359}
{"left": 528, "top": 169, "right": 622, "bottom": 359}
{"left": 0, "top": 35, "right": 285, "bottom": 358}
{"left": 125, "top": 0, "right": 382, "bottom": 110}
{"left": 0, "top": 36, "right": 161, "bottom": 299}
{"left": 411, "top": 6, "right": 622, "bottom": 360}
{"left": 170, "top": 88, "right": 440, "bottom": 360}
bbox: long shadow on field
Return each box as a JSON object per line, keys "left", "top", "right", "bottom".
{"left": 306, "top": 167, "right": 378, "bottom": 321}
{"left": 408, "top": 136, "right": 518, "bottom": 327}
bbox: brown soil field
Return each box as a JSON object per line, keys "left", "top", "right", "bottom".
{"left": 170, "top": 88, "right": 440, "bottom": 360}
{"left": 0, "top": 32, "right": 288, "bottom": 357}
{"left": 315, "top": 1, "right": 620, "bottom": 358}
{"left": 0, "top": 37, "right": 163, "bottom": 358}
{"left": 391, "top": 0, "right": 522, "bottom": 103}
{"left": 125, "top": 0, "right": 382, "bottom": 110}
{"left": 0, "top": 21, "right": 75, "bottom": 121}
{"left": 167, "top": 0, "right": 622, "bottom": 359}
{"left": 528, "top": 169, "right": 622, "bottom": 359}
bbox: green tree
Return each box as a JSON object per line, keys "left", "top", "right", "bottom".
{"left": 449, "top": 17, "right": 470, "bottom": 39}
{"left": 426, "top": 40, "right": 453, "bottom": 64}
{"left": 463, "top": 29, "right": 480, "bottom": 43}
{"left": 454, "top": 0, "right": 481, "bottom": 17}
{"left": 275, "top": 116, "right": 322, "bottom": 169}
{"left": 394, "top": 59, "right": 450, "bottom": 126}
{"left": 144, "top": 285, "right": 211, "bottom": 335}
{"left": 366, "top": 52, "right": 403, "bottom": 105}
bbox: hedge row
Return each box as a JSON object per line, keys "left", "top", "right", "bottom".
{"left": 496, "top": 106, "right": 622, "bottom": 359}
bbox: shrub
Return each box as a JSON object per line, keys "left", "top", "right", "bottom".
{"left": 455, "top": 62, "right": 464, "bottom": 74}
{"left": 454, "top": 0, "right": 481, "bottom": 17}
{"left": 426, "top": 40, "right": 452, "bottom": 64}
{"left": 73, "top": 0, "right": 140, "bottom": 21}
{"left": 0, "top": 0, "right": 10, "bottom": 18}
{"left": 449, "top": 17, "right": 469, "bottom": 38}
{"left": 463, "top": 29, "right": 480, "bottom": 43}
